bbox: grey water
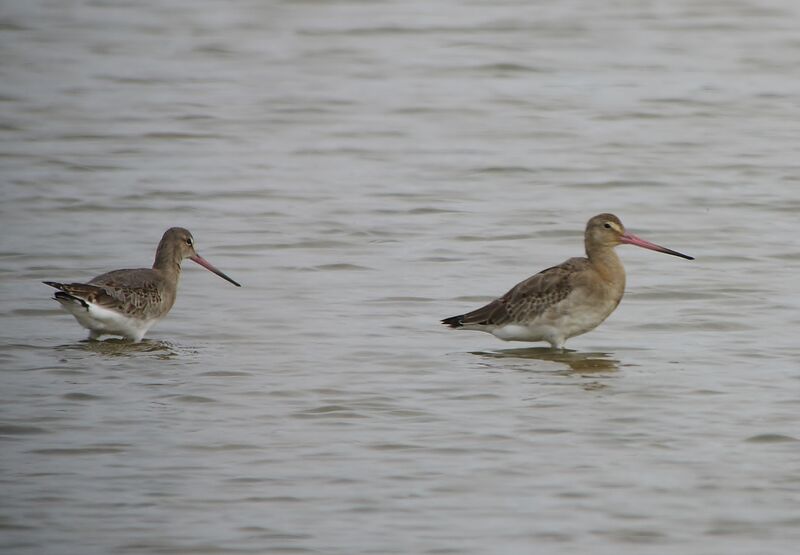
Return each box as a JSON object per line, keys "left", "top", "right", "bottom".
{"left": 2, "top": 1, "right": 800, "bottom": 553}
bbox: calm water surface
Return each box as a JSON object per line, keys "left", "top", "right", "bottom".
{"left": 2, "top": 1, "right": 800, "bottom": 553}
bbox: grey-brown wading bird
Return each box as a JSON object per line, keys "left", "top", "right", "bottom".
{"left": 44, "top": 227, "right": 240, "bottom": 342}
{"left": 441, "top": 214, "right": 693, "bottom": 349}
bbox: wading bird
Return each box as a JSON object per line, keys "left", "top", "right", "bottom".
{"left": 441, "top": 214, "right": 692, "bottom": 349}
{"left": 45, "top": 227, "right": 240, "bottom": 342}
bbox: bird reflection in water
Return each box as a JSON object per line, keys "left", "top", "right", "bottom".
{"left": 58, "top": 338, "right": 179, "bottom": 359}
{"left": 471, "top": 347, "right": 620, "bottom": 373}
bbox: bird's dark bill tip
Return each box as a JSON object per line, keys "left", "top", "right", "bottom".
{"left": 620, "top": 233, "right": 694, "bottom": 261}
{"left": 190, "top": 254, "right": 241, "bottom": 287}
{"left": 666, "top": 249, "right": 694, "bottom": 260}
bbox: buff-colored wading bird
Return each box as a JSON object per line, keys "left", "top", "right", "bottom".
{"left": 442, "top": 214, "right": 693, "bottom": 349}
{"left": 45, "top": 227, "right": 240, "bottom": 342}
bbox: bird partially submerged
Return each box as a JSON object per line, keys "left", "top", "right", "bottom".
{"left": 442, "top": 214, "right": 692, "bottom": 349}
{"left": 45, "top": 227, "right": 240, "bottom": 342}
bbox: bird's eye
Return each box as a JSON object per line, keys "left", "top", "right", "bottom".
{"left": 186, "top": 238, "right": 193, "bottom": 246}
{"left": 603, "top": 223, "right": 612, "bottom": 229}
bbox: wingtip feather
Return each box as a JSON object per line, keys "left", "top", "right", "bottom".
{"left": 441, "top": 315, "right": 464, "bottom": 328}
{"left": 53, "top": 291, "right": 89, "bottom": 309}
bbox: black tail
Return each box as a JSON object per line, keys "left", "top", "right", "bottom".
{"left": 45, "top": 283, "right": 89, "bottom": 308}
{"left": 441, "top": 314, "right": 464, "bottom": 328}
{"left": 52, "top": 291, "right": 89, "bottom": 308}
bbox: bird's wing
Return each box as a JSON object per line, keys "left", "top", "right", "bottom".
{"left": 87, "top": 269, "right": 166, "bottom": 315}
{"left": 458, "top": 257, "right": 588, "bottom": 327}
{"left": 45, "top": 268, "right": 164, "bottom": 315}
{"left": 44, "top": 280, "right": 125, "bottom": 310}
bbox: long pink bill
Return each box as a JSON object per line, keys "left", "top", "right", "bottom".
{"left": 620, "top": 233, "right": 694, "bottom": 260}
{"left": 190, "top": 255, "right": 242, "bottom": 287}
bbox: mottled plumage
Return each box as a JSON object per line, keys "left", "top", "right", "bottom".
{"left": 442, "top": 214, "right": 692, "bottom": 348}
{"left": 45, "top": 227, "right": 240, "bottom": 342}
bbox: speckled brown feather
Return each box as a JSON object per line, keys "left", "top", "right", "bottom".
{"left": 45, "top": 267, "right": 176, "bottom": 321}
{"left": 91, "top": 269, "right": 176, "bottom": 320}
{"left": 444, "top": 258, "right": 588, "bottom": 328}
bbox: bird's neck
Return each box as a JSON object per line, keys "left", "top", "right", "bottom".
{"left": 152, "top": 248, "right": 182, "bottom": 281}
{"left": 586, "top": 244, "right": 625, "bottom": 285}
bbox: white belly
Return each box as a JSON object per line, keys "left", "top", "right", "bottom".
{"left": 57, "top": 298, "right": 159, "bottom": 342}
{"left": 491, "top": 296, "right": 619, "bottom": 348}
